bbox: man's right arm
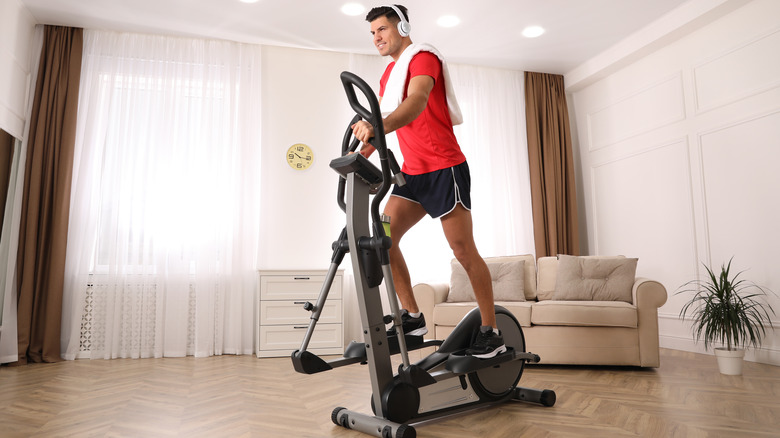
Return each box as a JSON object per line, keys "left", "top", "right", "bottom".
{"left": 353, "top": 75, "right": 434, "bottom": 157}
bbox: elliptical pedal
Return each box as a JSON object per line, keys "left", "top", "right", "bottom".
{"left": 386, "top": 333, "right": 443, "bottom": 354}
{"left": 444, "top": 347, "right": 517, "bottom": 374}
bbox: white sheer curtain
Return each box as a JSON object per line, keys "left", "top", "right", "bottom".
{"left": 449, "top": 64, "right": 535, "bottom": 259}
{"left": 348, "top": 54, "right": 534, "bottom": 285}
{"left": 61, "top": 31, "right": 262, "bottom": 360}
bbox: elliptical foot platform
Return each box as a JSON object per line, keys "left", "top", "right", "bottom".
{"left": 445, "top": 349, "right": 541, "bottom": 374}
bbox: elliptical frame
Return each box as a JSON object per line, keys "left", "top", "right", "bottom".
{"left": 290, "top": 71, "right": 555, "bottom": 438}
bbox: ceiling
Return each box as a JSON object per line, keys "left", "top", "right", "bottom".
{"left": 20, "top": 0, "right": 691, "bottom": 74}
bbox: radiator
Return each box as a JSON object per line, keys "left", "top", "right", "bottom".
{"left": 79, "top": 279, "right": 199, "bottom": 358}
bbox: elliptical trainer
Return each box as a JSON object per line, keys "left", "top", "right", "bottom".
{"left": 291, "top": 71, "right": 555, "bottom": 438}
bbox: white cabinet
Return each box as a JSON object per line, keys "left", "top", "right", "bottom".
{"left": 256, "top": 270, "right": 343, "bottom": 358}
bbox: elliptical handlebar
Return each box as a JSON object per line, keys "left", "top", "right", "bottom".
{"left": 342, "top": 114, "right": 363, "bottom": 155}
{"left": 336, "top": 114, "right": 363, "bottom": 213}
{"left": 339, "top": 72, "right": 387, "bottom": 154}
{"left": 339, "top": 71, "right": 392, "bottom": 227}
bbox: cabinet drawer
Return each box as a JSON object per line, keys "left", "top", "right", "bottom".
{"left": 259, "top": 324, "right": 342, "bottom": 351}
{"left": 260, "top": 300, "right": 342, "bottom": 325}
{"left": 260, "top": 275, "right": 342, "bottom": 300}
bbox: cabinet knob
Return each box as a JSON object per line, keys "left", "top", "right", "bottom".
{"left": 295, "top": 301, "right": 315, "bottom": 312}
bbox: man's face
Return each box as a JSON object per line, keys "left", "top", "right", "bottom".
{"left": 370, "top": 16, "right": 402, "bottom": 58}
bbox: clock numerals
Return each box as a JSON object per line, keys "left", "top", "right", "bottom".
{"left": 286, "top": 144, "right": 313, "bottom": 170}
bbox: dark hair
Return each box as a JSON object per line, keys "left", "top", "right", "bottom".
{"left": 366, "top": 4, "right": 409, "bottom": 24}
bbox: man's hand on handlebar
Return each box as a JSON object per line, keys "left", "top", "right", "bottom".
{"left": 358, "top": 144, "right": 376, "bottom": 158}
{"left": 351, "top": 120, "right": 374, "bottom": 142}
{"left": 351, "top": 120, "right": 376, "bottom": 158}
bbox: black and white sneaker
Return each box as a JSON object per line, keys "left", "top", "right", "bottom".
{"left": 387, "top": 310, "right": 428, "bottom": 337}
{"left": 466, "top": 326, "right": 507, "bottom": 359}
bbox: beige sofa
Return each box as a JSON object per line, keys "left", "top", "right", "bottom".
{"left": 412, "top": 254, "right": 668, "bottom": 367}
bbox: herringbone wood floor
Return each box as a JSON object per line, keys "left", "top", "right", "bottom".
{"left": 1, "top": 348, "right": 778, "bottom": 437}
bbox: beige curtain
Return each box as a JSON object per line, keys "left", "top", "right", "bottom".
{"left": 15, "top": 26, "right": 83, "bottom": 365}
{"left": 524, "top": 72, "right": 580, "bottom": 258}
{"left": 0, "top": 129, "right": 14, "bottom": 226}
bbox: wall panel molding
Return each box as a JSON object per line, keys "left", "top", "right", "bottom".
{"left": 590, "top": 137, "right": 696, "bottom": 261}
{"left": 586, "top": 72, "right": 686, "bottom": 152}
{"left": 693, "top": 26, "right": 780, "bottom": 114}
{"left": 696, "top": 108, "right": 780, "bottom": 269}
{"left": 572, "top": 0, "right": 780, "bottom": 366}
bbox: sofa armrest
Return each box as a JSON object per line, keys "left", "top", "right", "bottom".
{"left": 412, "top": 283, "right": 450, "bottom": 340}
{"left": 633, "top": 278, "right": 667, "bottom": 308}
{"left": 633, "top": 278, "right": 668, "bottom": 367}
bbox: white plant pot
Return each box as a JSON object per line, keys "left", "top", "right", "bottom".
{"left": 714, "top": 348, "right": 745, "bottom": 375}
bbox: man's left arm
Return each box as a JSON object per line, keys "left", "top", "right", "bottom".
{"left": 383, "top": 74, "right": 434, "bottom": 134}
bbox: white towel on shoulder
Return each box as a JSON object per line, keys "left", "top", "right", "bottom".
{"left": 379, "top": 43, "right": 463, "bottom": 125}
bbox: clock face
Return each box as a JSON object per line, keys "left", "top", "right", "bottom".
{"left": 286, "top": 143, "right": 313, "bottom": 170}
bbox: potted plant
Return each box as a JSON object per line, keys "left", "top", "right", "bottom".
{"left": 677, "top": 258, "right": 776, "bottom": 375}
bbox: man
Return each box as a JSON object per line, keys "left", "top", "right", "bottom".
{"left": 351, "top": 5, "right": 505, "bottom": 359}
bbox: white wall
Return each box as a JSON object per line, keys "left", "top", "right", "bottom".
{"left": 258, "top": 46, "right": 354, "bottom": 269}
{"left": 258, "top": 48, "right": 381, "bottom": 343}
{"left": 0, "top": 0, "right": 36, "bottom": 139}
{"left": 567, "top": 0, "right": 780, "bottom": 365}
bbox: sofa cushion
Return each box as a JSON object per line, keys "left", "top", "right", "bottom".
{"left": 531, "top": 300, "right": 637, "bottom": 328}
{"left": 434, "top": 301, "right": 533, "bottom": 327}
{"left": 448, "top": 254, "right": 537, "bottom": 300}
{"left": 536, "top": 257, "right": 558, "bottom": 301}
{"left": 486, "top": 255, "right": 538, "bottom": 300}
{"left": 537, "top": 255, "right": 634, "bottom": 301}
{"left": 553, "top": 255, "right": 638, "bottom": 303}
{"left": 448, "top": 259, "right": 525, "bottom": 302}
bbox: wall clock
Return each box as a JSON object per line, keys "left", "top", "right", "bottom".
{"left": 286, "top": 143, "right": 313, "bottom": 170}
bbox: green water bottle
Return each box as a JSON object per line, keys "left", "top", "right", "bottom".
{"left": 381, "top": 214, "right": 391, "bottom": 237}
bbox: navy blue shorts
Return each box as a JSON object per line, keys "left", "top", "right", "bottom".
{"left": 391, "top": 161, "right": 472, "bottom": 219}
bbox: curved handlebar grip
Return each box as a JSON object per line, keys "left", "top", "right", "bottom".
{"left": 339, "top": 71, "right": 393, "bottom": 228}
{"left": 340, "top": 71, "right": 387, "bottom": 157}
{"left": 340, "top": 72, "right": 378, "bottom": 123}
{"left": 342, "top": 114, "right": 362, "bottom": 155}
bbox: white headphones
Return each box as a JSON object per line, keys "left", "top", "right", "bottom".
{"left": 384, "top": 4, "right": 411, "bottom": 37}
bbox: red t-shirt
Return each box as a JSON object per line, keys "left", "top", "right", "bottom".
{"left": 380, "top": 52, "right": 466, "bottom": 175}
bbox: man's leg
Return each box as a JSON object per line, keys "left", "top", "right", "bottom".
{"left": 441, "top": 204, "right": 506, "bottom": 358}
{"left": 384, "top": 195, "right": 427, "bottom": 313}
{"left": 440, "top": 204, "right": 496, "bottom": 328}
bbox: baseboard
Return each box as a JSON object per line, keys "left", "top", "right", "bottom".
{"left": 660, "top": 333, "right": 780, "bottom": 366}
{"left": 658, "top": 312, "right": 779, "bottom": 366}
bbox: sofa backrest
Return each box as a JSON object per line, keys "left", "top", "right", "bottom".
{"left": 536, "top": 256, "right": 558, "bottom": 300}
{"left": 481, "top": 254, "right": 537, "bottom": 300}
{"left": 536, "top": 255, "right": 633, "bottom": 301}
